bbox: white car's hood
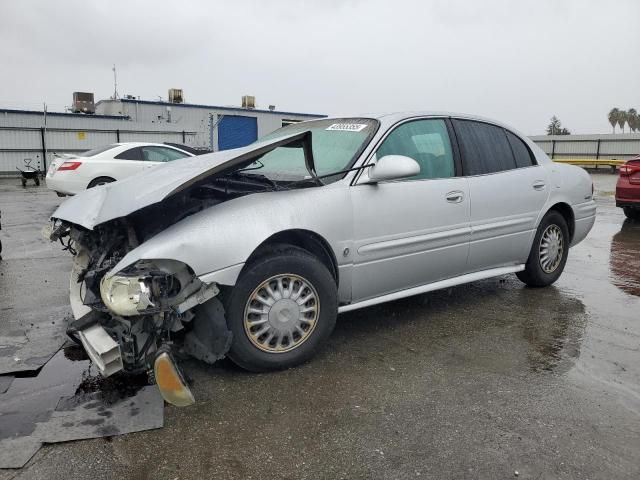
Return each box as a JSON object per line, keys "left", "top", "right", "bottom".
{"left": 52, "top": 132, "right": 309, "bottom": 230}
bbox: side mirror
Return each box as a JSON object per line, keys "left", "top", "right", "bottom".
{"left": 367, "top": 155, "right": 420, "bottom": 183}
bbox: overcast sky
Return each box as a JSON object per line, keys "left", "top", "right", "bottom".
{"left": 1, "top": 0, "right": 638, "bottom": 134}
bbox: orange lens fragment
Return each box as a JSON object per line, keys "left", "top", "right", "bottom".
{"left": 154, "top": 352, "right": 195, "bottom": 407}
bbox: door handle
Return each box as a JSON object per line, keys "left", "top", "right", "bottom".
{"left": 445, "top": 191, "right": 464, "bottom": 203}
{"left": 532, "top": 180, "right": 546, "bottom": 190}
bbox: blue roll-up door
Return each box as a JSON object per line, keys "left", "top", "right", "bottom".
{"left": 217, "top": 115, "right": 258, "bottom": 151}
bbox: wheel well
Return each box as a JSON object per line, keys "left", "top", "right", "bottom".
{"left": 247, "top": 230, "right": 339, "bottom": 285}
{"left": 548, "top": 202, "right": 575, "bottom": 242}
{"left": 87, "top": 176, "right": 116, "bottom": 188}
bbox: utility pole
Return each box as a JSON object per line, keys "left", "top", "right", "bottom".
{"left": 43, "top": 102, "right": 47, "bottom": 172}
{"left": 112, "top": 64, "right": 119, "bottom": 100}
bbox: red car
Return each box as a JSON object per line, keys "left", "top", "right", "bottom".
{"left": 616, "top": 155, "right": 640, "bottom": 220}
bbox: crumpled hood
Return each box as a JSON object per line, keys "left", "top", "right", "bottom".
{"left": 51, "top": 132, "right": 307, "bottom": 229}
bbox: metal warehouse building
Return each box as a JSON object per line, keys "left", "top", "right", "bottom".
{"left": 0, "top": 98, "right": 324, "bottom": 175}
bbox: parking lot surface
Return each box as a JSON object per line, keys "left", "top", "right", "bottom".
{"left": 0, "top": 174, "right": 638, "bottom": 479}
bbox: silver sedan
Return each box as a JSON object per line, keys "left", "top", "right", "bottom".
{"left": 50, "top": 112, "right": 596, "bottom": 405}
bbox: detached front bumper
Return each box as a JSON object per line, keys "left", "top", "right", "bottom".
{"left": 70, "top": 313, "right": 195, "bottom": 407}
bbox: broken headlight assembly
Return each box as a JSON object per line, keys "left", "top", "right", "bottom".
{"left": 99, "top": 260, "right": 190, "bottom": 316}
{"left": 100, "top": 274, "right": 156, "bottom": 316}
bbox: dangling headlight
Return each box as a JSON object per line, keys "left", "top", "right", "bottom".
{"left": 100, "top": 274, "right": 155, "bottom": 317}
{"left": 99, "top": 260, "right": 196, "bottom": 317}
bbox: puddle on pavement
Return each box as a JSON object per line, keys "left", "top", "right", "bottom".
{"left": 0, "top": 344, "right": 163, "bottom": 469}
{"left": 609, "top": 219, "right": 640, "bottom": 297}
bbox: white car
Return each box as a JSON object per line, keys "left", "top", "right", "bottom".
{"left": 45, "top": 143, "right": 194, "bottom": 195}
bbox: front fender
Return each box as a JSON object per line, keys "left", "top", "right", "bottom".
{"left": 108, "top": 185, "right": 354, "bottom": 286}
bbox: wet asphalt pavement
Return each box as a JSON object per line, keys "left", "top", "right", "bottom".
{"left": 0, "top": 174, "right": 639, "bottom": 479}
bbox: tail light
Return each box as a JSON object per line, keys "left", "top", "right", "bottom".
{"left": 619, "top": 162, "right": 640, "bottom": 176}
{"left": 57, "top": 161, "right": 82, "bottom": 171}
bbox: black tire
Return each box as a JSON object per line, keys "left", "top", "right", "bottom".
{"left": 623, "top": 207, "right": 640, "bottom": 221}
{"left": 21, "top": 178, "right": 26, "bottom": 188}
{"left": 516, "top": 210, "right": 570, "bottom": 287}
{"left": 87, "top": 176, "right": 115, "bottom": 189}
{"left": 35, "top": 177, "right": 40, "bottom": 186}
{"left": 224, "top": 245, "right": 337, "bottom": 372}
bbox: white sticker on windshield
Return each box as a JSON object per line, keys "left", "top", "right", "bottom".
{"left": 325, "top": 123, "right": 368, "bottom": 132}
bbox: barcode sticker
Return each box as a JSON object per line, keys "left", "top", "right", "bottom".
{"left": 325, "top": 123, "right": 368, "bottom": 132}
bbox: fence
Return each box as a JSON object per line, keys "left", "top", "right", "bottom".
{"left": 0, "top": 126, "right": 197, "bottom": 176}
{"left": 530, "top": 134, "right": 640, "bottom": 161}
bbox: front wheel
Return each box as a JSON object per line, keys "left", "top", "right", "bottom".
{"left": 517, "top": 210, "right": 569, "bottom": 287}
{"left": 224, "top": 245, "right": 337, "bottom": 372}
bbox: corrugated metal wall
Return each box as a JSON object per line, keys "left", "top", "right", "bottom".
{"left": 96, "top": 99, "right": 323, "bottom": 149}
{"left": 0, "top": 104, "right": 324, "bottom": 174}
{"left": 530, "top": 133, "right": 640, "bottom": 160}
{"left": 0, "top": 126, "right": 196, "bottom": 174}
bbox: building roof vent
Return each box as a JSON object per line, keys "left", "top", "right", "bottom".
{"left": 72, "top": 92, "right": 95, "bottom": 114}
{"left": 242, "top": 95, "right": 255, "bottom": 109}
{"left": 168, "top": 88, "right": 184, "bottom": 104}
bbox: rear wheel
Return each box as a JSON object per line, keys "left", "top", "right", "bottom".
{"left": 224, "top": 245, "right": 337, "bottom": 372}
{"left": 623, "top": 207, "right": 640, "bottom": 220}
{"left": 87, "top": 176, "right": 115, "bottom": 189}
{"left": 517, "top": 210, "right": 569, "bottom": 287}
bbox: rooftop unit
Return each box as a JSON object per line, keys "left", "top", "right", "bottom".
{"left": 168, "top": 88, "right": 184, "bottom": 104}
{"left": 242, "top": 95, "right": 255, "bottom": 109}
{"left": 72, "top": 92, "right": 95, "bottom": 114}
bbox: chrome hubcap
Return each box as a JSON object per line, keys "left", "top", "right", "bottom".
{"left": 244, "top": 274, "right": 319, "bottom": 353}
{"left": 539, "top": 224, "right": 564, "bottom": 273}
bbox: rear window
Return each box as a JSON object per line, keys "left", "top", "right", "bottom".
{"left": 452, "top": 120, "right": 516, "bottom": 175}
{"left": 505, "top": 130, "right": 536, "bottom": 168}
{"left": 78, "top": 145, "right": 118, "bottom": 157}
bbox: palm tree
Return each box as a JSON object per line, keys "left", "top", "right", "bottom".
{"left": 629, "top": 109, "right": 638, "bottom": 133}
{"left": 608, "top": 108, "right": 620, "bottom": 133}
{"left": 617, "top": 110, "right": 628, "bottom": 133}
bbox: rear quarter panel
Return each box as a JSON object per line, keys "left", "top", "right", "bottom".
{"left": 544, "top": 162, "right": 596, "bottom": 246}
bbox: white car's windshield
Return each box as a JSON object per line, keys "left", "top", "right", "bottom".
{"left": 248, "top": 118, "right": 379, "bottom": 183}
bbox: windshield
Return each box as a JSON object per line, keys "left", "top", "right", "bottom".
{"left": 78, "top": 144, "right": 118, "bottom": 157}
{"left": 247, "top": 118, "right": 378, "bottom": 183}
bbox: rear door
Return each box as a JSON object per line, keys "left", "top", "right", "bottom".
{"left": 350, "top": 118, "right": 471, "bottom": 301}
{"left": 451, "top": 119, "right": 548, "bottom": 271}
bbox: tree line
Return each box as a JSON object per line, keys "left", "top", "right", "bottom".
{"left": 546, "top": 109, "right": 639, "bottom": 135}
{"left": 608, "top": 108, "right": 638, "bottom": 133}
{"left": 546, "top": 116, "right": 570, "bottom": 135}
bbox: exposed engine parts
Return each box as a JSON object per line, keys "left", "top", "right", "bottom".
{"left": 54, "top": 218, "right": 232, "bottom": 380}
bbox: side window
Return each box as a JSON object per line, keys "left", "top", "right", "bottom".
{"left": 141, "top": 146, "right": 189, "bottom": 162}
{"left": 505, "top": 130, "right": 536, "bottom": 168}
{"left": 376, "top": 119, "right": 455, "bottom": 180}
{"left": 452, "top": 120, "right": 516, "bottom": 175}
{"left": 114, "top": 147, "right": 143, "bottom": 160}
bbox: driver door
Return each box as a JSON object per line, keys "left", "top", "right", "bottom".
{"left": 350, "top": 118, "right": 471, "bottom": 302}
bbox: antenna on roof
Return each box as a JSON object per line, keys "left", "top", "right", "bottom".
{"left": 111, "top": 64, "right": 119, "bottom": 100}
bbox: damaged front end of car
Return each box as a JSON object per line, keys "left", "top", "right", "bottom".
{"left": 50, "top": 219, "right": 232, "bottom": 407}
{"left": 47, "top": 131, "right": 321, "bottom": 406}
